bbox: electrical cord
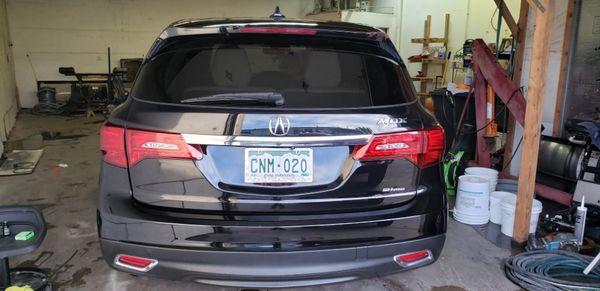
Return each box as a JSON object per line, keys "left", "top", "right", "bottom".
{"left": 502, "top": 135, "right": 522, "bottom": 171}
{"left": 505, "top": 250, "right": 600, "bottom": 290}
{"left": 461, "top": 87, "right": 522, "bottom": 134}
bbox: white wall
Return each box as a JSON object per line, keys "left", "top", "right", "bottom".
{"left": 509, "top": 1, "right": 570, "bottom": 175}
{"left": 396, "top": 0, "right": 520, "bottom": 83}
{"left": 0, "top": 0, "right": 18, "bottom": 154}
{"left": 6, "top": 0, "right": 315, "bottom": 108}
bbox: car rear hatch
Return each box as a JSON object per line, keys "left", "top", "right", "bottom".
{"left": 101, "top": 24, "right": 443, "bottom": 214}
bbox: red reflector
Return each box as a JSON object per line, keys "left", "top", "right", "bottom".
{"left": 353, "top": 126, "right": 444, "bottom": 168}
{"left": 100, "top": 125, "right": 127, "bottom": 168}
{"left": 394, "top": 250, "right": 432, "bottom": 267}
{"left": 239, "top": 27, "right": 317, "bottom": 35}
{"left": 126, "top": 128, "right": 203, "bottom": 167}
{"left": 115, "top": 254, "right": 157, "bottom": 272}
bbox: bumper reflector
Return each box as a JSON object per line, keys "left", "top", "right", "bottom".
{"left": 393, "top": 250, "right": 433, "bottom": 268}
{"left": 114, "top": 254, "right": 158, "bottom": 272}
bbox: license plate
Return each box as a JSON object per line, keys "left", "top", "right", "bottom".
{"left": 244, "top": 148, "right": 313, "bottom": 183}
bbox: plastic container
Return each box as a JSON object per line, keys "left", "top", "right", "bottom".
{"left": 500, "top": 195, "right": 543, "bottom": 237}
{"left": 489, "top": 191, "right": 515, "bottom": 224}
{"left": 465, "top": 167, "right": 498, "bottom": 193}
{"left": 454, "top": 175, "right": 490, "bottom": 225}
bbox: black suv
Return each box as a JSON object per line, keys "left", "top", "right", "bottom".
{"left": 98, "top": 17, "right": 446, "bottom": 288}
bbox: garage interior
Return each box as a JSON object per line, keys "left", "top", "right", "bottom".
{"left": 0, "top": 0, "right": 599, "bottom": 290}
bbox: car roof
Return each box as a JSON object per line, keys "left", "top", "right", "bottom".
{"left": 168, "top": 18, "right": 381, "bottom": 34}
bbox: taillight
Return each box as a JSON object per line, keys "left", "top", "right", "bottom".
{"left": 99, "top": 124, "right": 202, "bottom": 168}
{"left": 114, "top": 254, "right": 157, "bottom": 272}
{"left": 100, "top": 125, "right": 127, "bottom": 168}
{"left": 353, "top": 127, "right": 444, "bottom": 168}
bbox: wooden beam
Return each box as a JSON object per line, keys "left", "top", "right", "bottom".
{"left": 503, "top": 0, "right": 530, "bottom": 174}
{"left": 513, "top": 0, "right": 554, "bottom": 243}
{"left": 493, "top": 0, "right": 518, "bottom": 36}
{"left": 473, "top": 63, "right": 492, "bottom": 167}
{"left": 472, "top": 39, "right": 527, "bottom": 126}
{"left": 553, "top": 0, "right": 577, "bottom": 136}
{"left": 526, "top": 0, "right": 546, "bottom": 13}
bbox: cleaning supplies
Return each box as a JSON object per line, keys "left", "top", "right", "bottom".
{"left": 15, "top": 231, "right": 34, "bottom": 241}
{"left": 3, "top": 221, "right": 10, "bottom": 237}
{"left": 574, "top": 196, "right": 587, "bottom": 246}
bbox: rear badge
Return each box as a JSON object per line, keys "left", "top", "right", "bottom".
{"left": 269, "top": 116, "right": 291, "bottom": 136}
{"left": 377, "top": 118, "right": 407, "bottom": 125}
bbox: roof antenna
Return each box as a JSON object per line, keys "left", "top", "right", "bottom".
{"left": 270, "top": 6, "right": 285, "bottom": 19}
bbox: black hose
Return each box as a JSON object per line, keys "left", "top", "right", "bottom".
{"left": 505, "top": 250, "right": 600, "bottom": 290}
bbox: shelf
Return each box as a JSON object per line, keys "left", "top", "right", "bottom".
{"left": 409, "top": 58, "right": 447, "bottom": 64}
{"left": 417, "top": 92, "right": 431, "bottom": 97}
{"left": 411, "top": 37, "right": 447, "bottom": 44}
{"left": 411, "top": 77, "right": 435, "bottom": 81}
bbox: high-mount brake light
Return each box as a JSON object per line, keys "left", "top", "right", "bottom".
{"left": 353, "top": 127, "right": 444, "bottom": 168}
{"left": 238, "top": 27, "right": 317, "bottom": 35}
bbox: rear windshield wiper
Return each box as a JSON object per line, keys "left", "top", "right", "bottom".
{"left": 180, "top": 92, "right": 284, "bottom": 106}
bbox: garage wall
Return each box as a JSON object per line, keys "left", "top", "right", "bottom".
{"left": 507, "top": 1, "right": 570, "bottom": 176}
{"left": 0, "top": 0, "right": 18, "bottom": 155}
{"left": 6, "top": 0, "right": 316, "bottom": 108}
{"left": 396, "top": 0, "right": 520, "bottom": 80}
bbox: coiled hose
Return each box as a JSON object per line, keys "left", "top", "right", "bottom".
{"left": 505, "top": 250, "right": 600, "bottom": 290}
{"left": 33, "top": 86, "right": 65, "bottom": 115}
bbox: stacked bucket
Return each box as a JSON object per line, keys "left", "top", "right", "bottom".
{"left": 453, "top": 167, "right": 543, "bottom": 237}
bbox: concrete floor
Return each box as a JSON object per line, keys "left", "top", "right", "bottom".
{"left": 0, "top": 113, "right": 519, "bottom": 290}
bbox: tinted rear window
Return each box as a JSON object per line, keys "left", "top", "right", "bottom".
{"left": 132, "top": 35, "right": 416, "bottom": 108}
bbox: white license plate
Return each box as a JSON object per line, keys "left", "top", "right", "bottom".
{"left": 244, "top": 148, "right": 313, "bottom": 183}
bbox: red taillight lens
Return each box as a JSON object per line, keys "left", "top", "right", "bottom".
{"left": 393, "top": 250, "right": 432, "bottom": 267}
{"left": 126, "top": 129, "right": 202, "bottom": 167}
{"left": 99, "top": 125, "right": 202, "bottom": 168}
{"left": 115, "top": 254, "right": 157, "bottom": 272}
{"left": 353, "top": 127, "right": 444, "bottom": 168}
{"left": 100, "top": 125, "right": 127, "bottom": 168}
{"left": 238, "top": 27, "right": 317, "bottom": 35}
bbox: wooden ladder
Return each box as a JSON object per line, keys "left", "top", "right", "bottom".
{"left": 410, "top": 14, "right": 450, "bottom": 98}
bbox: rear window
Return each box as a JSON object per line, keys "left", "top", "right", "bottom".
{"left": 132, "top": 35, "right": 416, "bottom": 108}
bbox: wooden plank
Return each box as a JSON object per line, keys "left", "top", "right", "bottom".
{"left": 420, "top": 15, "right": 432, "bottom": 95}
{"left": 552, "top": 0, "right": 576, "bottom": 136}
{"left": 493, "top": 0, "right": 518, "bottom": 36}
{"left": 503, "top": 0, "right": 530, "bottom": 174}
{"left": 526, "top": 0, "right": 546, "bottom": 13}
{"left": 472, "top": 39, "right": 527, "bottom": 126}
{"left": 409, "top": 59, "right": 447, "bottom": 64}
{"left": 473, "top": 63, "right": 492, "bottom": 167}
{"left": 411, "top": 77, "right": 435, "bottom": 81}
{"left": 411, "top": 38, "right": 447, "bottom": 43}
{"left": 513, "top": 0, "right": 554, "bottom": 243}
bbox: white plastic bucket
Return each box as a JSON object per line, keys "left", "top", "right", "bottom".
{"left": 500, "top": 195, "right": 543, "bottom": 237}
{"left": 490, "top": 191, "right": 514, "bottom": 224}
{"left": 454, "top": 175, "right": 490, "bottom": 225}
{"left": 465, "top": 167, "right": 498, "bottom": 192}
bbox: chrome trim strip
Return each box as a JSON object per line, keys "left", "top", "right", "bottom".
{"left": 181, "top": 134, "right": 372, "bottom": 147}
{"left": 160, "top": 187, "right": 424, "bottom": 205}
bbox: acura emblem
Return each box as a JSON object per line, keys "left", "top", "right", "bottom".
{"left": 268, "top": 116, "right": 290, "bottom": 136}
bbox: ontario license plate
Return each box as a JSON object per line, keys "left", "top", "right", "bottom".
{"left": 244, "top": 148, "right": 313, "bottom": 183}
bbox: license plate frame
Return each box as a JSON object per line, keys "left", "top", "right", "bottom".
{"left": 244, "top": 148, "right": 313, "bottom": 183}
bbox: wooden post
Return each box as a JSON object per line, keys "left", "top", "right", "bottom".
{"left": 513, "top": 0, "right": 555, "bottom": 243}
{"left": 502, "top": 0, "right": 530, "bottom": 174}
{"left": 552, "top": 0, "right": 576, "bottom": 136}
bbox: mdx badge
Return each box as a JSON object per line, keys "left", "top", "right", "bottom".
{"left": 377, "top": 117, "right": 407, "bottom": 125}
{"left": 269, "top": 116, "right": 291, "bottom": 136}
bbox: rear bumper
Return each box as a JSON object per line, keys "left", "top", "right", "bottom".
{"left": 101, "top": 234, "right": 445, "bottom": 288}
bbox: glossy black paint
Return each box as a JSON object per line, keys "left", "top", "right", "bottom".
{"left": 98, "top": 18, "right": 446, "bottom": 287}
